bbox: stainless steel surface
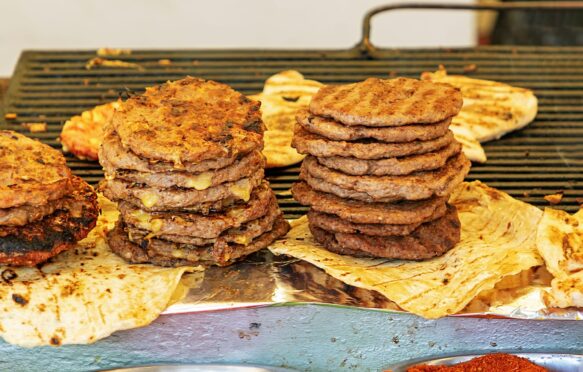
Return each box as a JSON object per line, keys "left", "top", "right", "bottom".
{"left": 103, "top": 364, "right": 297, "bottom": 372}
{"left": 388, "top": 353, "right": 583, "bottom": 371}
{"left": 164, "top": 250, "right": 583, "bottom": 321}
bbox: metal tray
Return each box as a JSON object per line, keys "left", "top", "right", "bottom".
{"left": 388, "top": 353, "right": 583, "bottom": 371}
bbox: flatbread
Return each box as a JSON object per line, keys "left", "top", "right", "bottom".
{"left": 0, "top": 195, "right": 199, "bottom": 346}
{"left": 251, "top": 70, "right": 323, "bottom": 168}
{"left": 421, "top": 67, "right": 538, "bottom": 162}
{"left": 536, "top": 208, "right": 583, "bottom": 308}
{"left": 271, "top": 181, "right": 543, "bottom": 318}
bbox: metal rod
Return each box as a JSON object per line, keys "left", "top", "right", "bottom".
{"left": 359, "top": 1, "right": 583, "bottom": 54}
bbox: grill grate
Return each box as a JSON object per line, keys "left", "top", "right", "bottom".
{"left": 2, "top": 47, "right": 583, "bottom": 218}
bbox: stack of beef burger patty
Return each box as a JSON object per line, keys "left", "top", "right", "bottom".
{"left": 292, "top": 77, "right": 471, "bottom": 260}
{"left": 100, "top": 77, "right": 290, "bottom": 267}
{"left": 0, "top": 131, "right": 98, "bottom": 266}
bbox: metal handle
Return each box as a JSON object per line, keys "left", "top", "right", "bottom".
{"left": 358, "top": 1, "right": 583, "bottom": 55}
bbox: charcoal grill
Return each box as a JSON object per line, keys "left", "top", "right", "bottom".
{"left": 4, "top": 40, "right": 583, "bottom": 217}
{"left": 4, "top": 0, "right": 583, "bottom": 217}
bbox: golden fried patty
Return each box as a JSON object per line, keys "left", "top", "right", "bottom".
{"left": 309, "top": 204, "right": 460, "bottom": 260}
{"left": 60, "top": 101, "right": 121, "bottom": 161}
{"left": 111, "top": 77, "right": 264, "bottom": 166}
{"left": 0, "top": 176, "right": 98, "bottom": 266}
{"left": 0, "top": 131, "right": 72, "bottom": 209}
{"left": 309, "top": 77, "right": 463, "bottom": 126}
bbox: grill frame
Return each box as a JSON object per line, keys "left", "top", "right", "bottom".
{"left": 3, "top": 47, "right": 583, "bottom": 217}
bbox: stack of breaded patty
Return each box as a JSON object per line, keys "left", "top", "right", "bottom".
{"left": 0, "top": 131, "right": 98, "bottom": 266}
{"left": 100, "top": 77, "right": 290, "bottom": 267}
{"left": 292, "top": 78, "right": 471, "bottom": 260}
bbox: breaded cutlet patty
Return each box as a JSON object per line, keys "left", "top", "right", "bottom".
{"left": 317, "top": 141, "right": 461, "bottom": 177}
{"left": 292, "top": 182, "right": 447, "bottom": 225}
{"left": 297, "top": 109, "right": 451, "bottom": 142}
{"left": 292, "top": 126, "right": 454, "bottom": 160}
{"left": 300, "top": 153, "right": 470, "bottom": 202}
{"left": 111, "top": 77, "right": 264, "bottom": 166}
{"left": 0, "top": 176, "right": 98, "bottom": 266}
{"left": 108, "top": 216, "right": 290, "bottom": 267}
{"left": 118, "top": 181, "right": 275, "bottom": 239}
{"left": 102, "top": 169, "right": 264, "bottom": 211}
{"left": 105, "top": 150, "right": 265, "bottom": 189}
{"left": 0, "top": 131, "right": 72, "bottom": 209}
{"left": 309, "top": 77, "right": 463, "bottom": 127}
{"left": 309, "top": 205, "right": 460, "bottom": 260}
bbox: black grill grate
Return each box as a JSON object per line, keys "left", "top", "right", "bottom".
{"left": 2, "top": 47, "right": 583, "bottom": 218}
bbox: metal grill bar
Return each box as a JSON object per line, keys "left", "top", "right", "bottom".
{"left": 2, "top": 47, "right": 583, "bottom": 218}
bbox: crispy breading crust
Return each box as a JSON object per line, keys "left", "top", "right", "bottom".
{"left": 60, "top": 101, "right": 120, "bottom": 161}
{"left": 309, "top": 205, "right": 460, "bottom": 260}
{"left": 0, "top": 177, "right": 98, "bottom": 266}
{"left": 112, "top": 77, "right": 264, "bottom": 166}
{"left": 297, "top": 109, "right": 451, "bottom": 142}
{"left": 309, "top": 77, "right": 463, "bottom": 126}
{"left": 0, "top": 131, "right": 72, "bottom": 209}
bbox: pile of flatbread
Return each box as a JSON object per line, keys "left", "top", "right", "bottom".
{"left": 0, "top": 196, "right": 201, "bottom": 347}
{"left": 270, "top": 181, "right": 544, "bottom": 318}
{"left": 249, "top": 70, "right": 323, "bottom": 167}
{"left": 421, "top": 66, "right": 538, "bottom": 163}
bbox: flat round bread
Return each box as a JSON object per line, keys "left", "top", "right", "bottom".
{"left": 292, "top": 181, "right": 447, "bottom": 225}
{"left": 297, "top": 109, "right": 451, "bottom": 142}
{"left": 0, "top": 131, "right": 72, "bottom": 209}
{"left": 292, "top": 126, "right": 454, "bottom": 160}
{"left": 111, "top": 77, "right": 264, "bottom": 166}
{"left": 301, "top": 153, "right": 470, "bottom": 202}
{"left": 309, "top": 205, "right": 460, "bottom": 260}
{"left": 309, "top": 77, "right": 463, "bottom": 126}
{"left": 317, "top": 141, "right": 461, "bottom": 176}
